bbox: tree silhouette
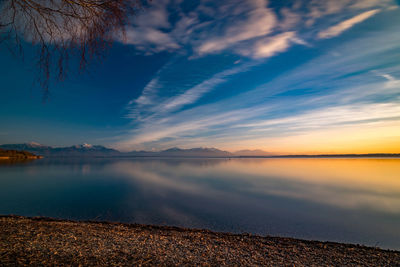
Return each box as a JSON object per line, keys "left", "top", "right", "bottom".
{"left": 0, "top": 0, "right": 143, "bottom": 96}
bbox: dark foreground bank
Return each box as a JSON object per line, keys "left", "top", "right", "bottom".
{"left": 1, "top": 216, "right": 399, "bottom": 266}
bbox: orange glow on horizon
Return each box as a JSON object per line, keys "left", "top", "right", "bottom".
{"left": 220, "top": 121, "right": 400, "bottom": 155}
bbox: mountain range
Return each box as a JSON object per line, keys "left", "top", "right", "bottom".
{"left": 1, "top": 143, "right": 399, "bottom": 158}
{"left": 0, "top": 142, "right": 269, "bottom": 157}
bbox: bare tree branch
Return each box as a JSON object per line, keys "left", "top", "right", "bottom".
{"left": 0, "top": 0, "right": 144, "bottom": 98}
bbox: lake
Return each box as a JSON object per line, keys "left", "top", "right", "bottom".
{"left": 1, "top": 157, "right": 399, "bottom": 250}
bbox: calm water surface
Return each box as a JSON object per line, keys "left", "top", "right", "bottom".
{"left": 1, "top": 158, "right": 399, "bottom": 250}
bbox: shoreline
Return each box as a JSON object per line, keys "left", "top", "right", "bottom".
{"left": 0, "top": 156, "right": 42, "bottom": 159}
{"left": 3, "top": 155, "right": 400, "bottom": 160}
{"left": 1, "top": 215, "right": 399, "bottom": 266}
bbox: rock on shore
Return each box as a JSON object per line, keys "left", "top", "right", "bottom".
{"left": 1, "top": 216, "right": 399, "bottom": 266}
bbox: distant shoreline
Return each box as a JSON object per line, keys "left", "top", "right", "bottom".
{"left": 236, "top": 153, "right": 400, "bottom": 158}
{"left": 0, "top": 148, "right": 42, "bottom": 160}
{"left": 2, "top": 153, "right": 399, "bottom": 166}
{"left": 2, "top": 143, "right": 399, "bottom": 159}
{"left": 1, "top": 215, "right": 399, "bottom": 266}
{"left": 25, "top": 154, "right": 400, "bottom": 159}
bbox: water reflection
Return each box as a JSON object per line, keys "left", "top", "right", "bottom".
{"left": 109, "top": 158, "right": 400, "bottom": 213}
{"left": 0, "top": 158, "right": 399, "bottom": 249}
{"left": 0, "top": 158, "right": 36, "bottom": 166}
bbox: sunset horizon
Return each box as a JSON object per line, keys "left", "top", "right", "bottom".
{"left": 1, "top": 0, "right": 400, "bottom": 264}
{"left": 1, "top": 0, "right": 400, "bottom": 154}
{"left": 1, "top": 139, "right": 400, "bottom": 156}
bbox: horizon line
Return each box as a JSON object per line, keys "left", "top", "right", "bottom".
{"left": 1, "top": 142, "right": 400, "bottom": 157}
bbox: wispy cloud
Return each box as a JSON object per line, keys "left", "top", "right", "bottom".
{"left": 239, "top": 31, "right": 297, "bottom": 58}
{"left": 127, "top": 63, "right": 236, "bottom": 122}
{"left": 160, "top": 61, "right": 258, "bottom": 111}
{"left": 116, "top": 23, "right": 400, "bottom": 151}
{"left": 116, "top": 0, "right": 180, "bottom": 53}
{"left": 195, "top": 0, "right": 277, "bottom": 55}
{"left": 132, "top": 77, "right": 160, "bottom": 106}
{"left": 238, "top": 103, "right": 400, "bottom": 131}
{"left": 318, "top": 9, "right": 380, "bottom": 39}
{"left": 112, "top": 0, "right": 400, "bottom": 152}
{"left": 122, "top": 27, "right": 180, "bottom": 53}
{"left": 373, "top": 71, "right": 400, "bottom": 88}
{"left": 117, "top": 0, "right": 396, "bottom": 58}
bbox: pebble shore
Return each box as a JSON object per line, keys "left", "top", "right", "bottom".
{"left": 1, "top": 215, "right": 399, "bottom": 266}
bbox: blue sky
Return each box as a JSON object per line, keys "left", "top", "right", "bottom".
{"left": 1, "top": 0, "right": 400, "bottom": 153}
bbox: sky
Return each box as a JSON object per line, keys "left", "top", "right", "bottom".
{"left": 0, "top": 0, "right": 400, "bottom": 154}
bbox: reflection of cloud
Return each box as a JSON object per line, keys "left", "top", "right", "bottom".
{"left": 159, "top": 206, "right": 198, "bottom": 226}
{"left": 251, "top": 179, "right": 400, "bottom": 214}
{"left": 109, "top": 161, "right": 200, "bottom": 194}
{"left": 81, "top": 164, "right": 91, "bottom": 174}
{"left": 217, "top": 159, "right": 400, "bottom": 214}
{"left": 107, "top": 158, "right": 400, "bottom": 214}
{"left": 108, "top": 160, "right": 232, "bottom": 200}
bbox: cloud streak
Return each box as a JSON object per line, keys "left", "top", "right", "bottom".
{"left": 195, "top": 0, "right": 277, "bottom": 55}
{"left": 247, "top": 31, "right": 297, "bottom": 58}
{"left": 318, "top": 9, "right": 380, "bottom": 39}
{"left": 116, "top": 21, "right": 400, "bottom": 151}
{"left": 160, "top": 61, "right": 258, "bottom": 112}
{"left": 118, "top": 0, "right": 394, "bottom": 56}
{"left": 112, "top": 0, "right": 400, "bottom": 152}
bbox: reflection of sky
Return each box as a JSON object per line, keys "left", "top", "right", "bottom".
{"left": 1, "top": 158, "right": 400, "bottom": 249}
{"left": 109, "top": 158, "right": 400, "bottom": 214}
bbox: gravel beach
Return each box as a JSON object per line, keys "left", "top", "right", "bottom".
{"left": 1, "top": 215, "right": 399, "bottom": 266}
